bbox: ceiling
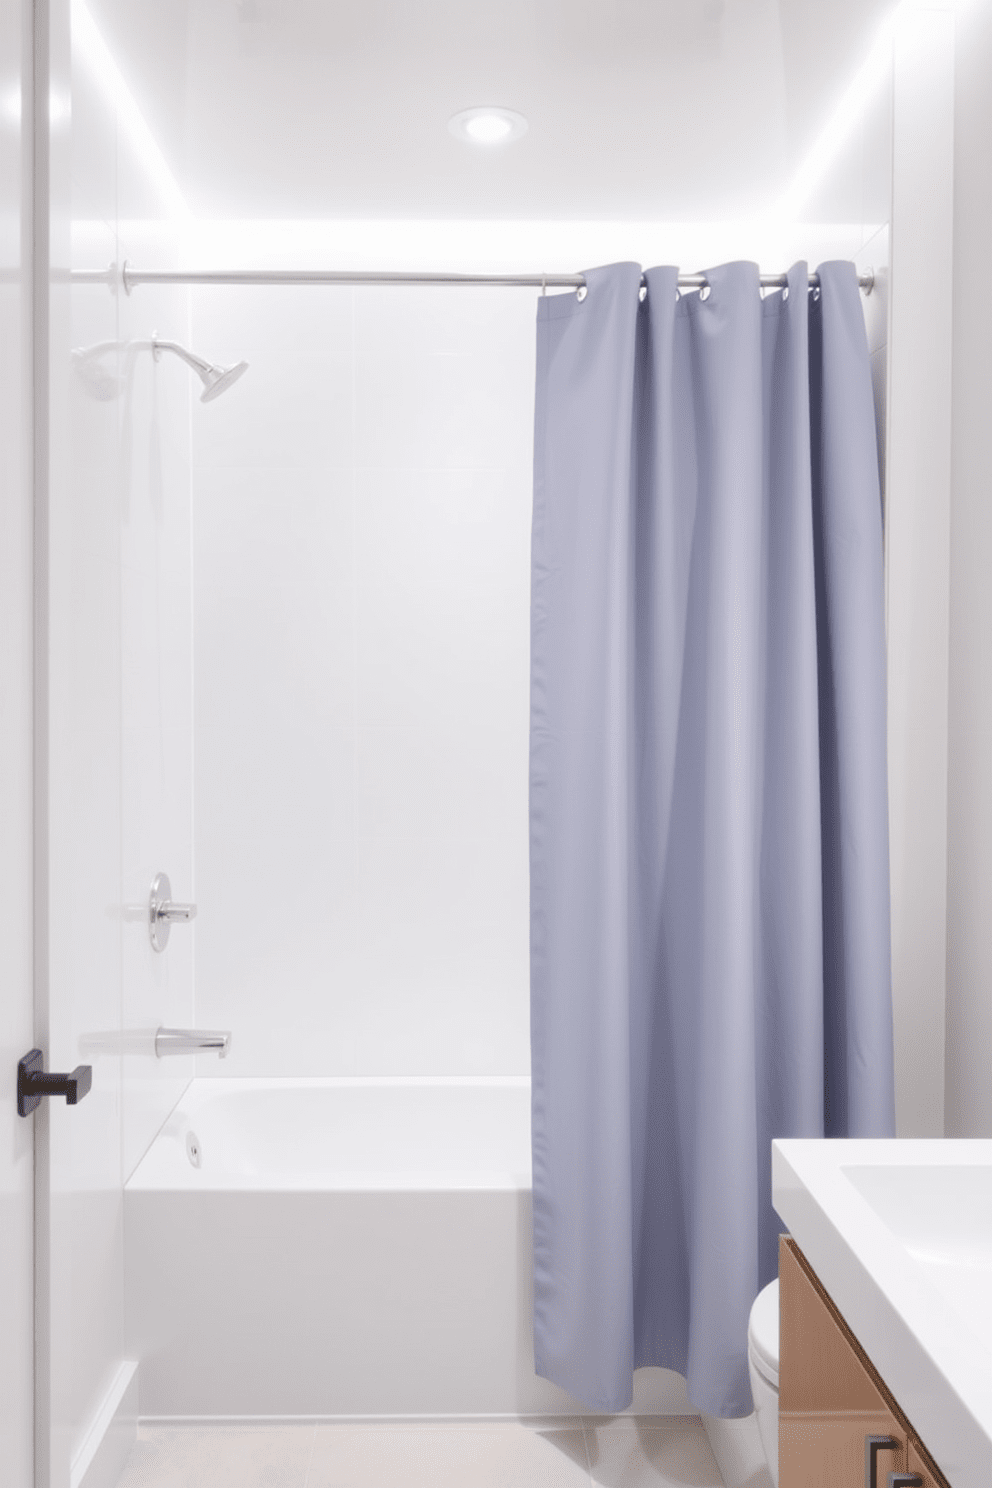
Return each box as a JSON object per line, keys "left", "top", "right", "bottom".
{"left": 85, "top": 0, "right": 895, "bottom": 220}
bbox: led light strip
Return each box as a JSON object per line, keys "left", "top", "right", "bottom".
{"left": 778, "top": 0, "right": 968, "bottom": 220}
{"left": 71, "top": 0, "right": 190, "bottom": 221}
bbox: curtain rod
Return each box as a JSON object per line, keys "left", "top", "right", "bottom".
{"left": 69, "top": 262, "right": 875, "bottom": 295}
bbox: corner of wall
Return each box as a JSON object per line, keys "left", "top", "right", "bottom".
{"left": 944, "top": 0, "right": 992, "bottom": 1137}
{"left": 72, "top": 1361, "right": 138, "bottom": 1488}
{"left": 885, "top": 5, "right": 954, "bottom": 1137}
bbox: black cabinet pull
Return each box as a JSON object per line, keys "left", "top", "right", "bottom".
{"left": 17, "top": 1049, "right": 92, "bottom": 1116}
{"left": 866, "top": 1437, "right": 901, "bottom": 1488}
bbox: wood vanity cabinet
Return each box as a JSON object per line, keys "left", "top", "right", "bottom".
{"left": 778, "top": 1236, "right": 951, "bottom": 1488}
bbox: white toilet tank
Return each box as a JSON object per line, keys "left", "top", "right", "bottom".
{"left": 747, "top": 1278, "right": 780, "bottom": 1487}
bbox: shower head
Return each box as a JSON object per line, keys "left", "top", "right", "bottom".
{"left": 71, "top": 342, "right": 122, "bottom": 400}
{"left": 200, "top": 359, "right": 249, "bottom": 402}
{"left": 152, "top": 336, "right": 249, "bottom": 402}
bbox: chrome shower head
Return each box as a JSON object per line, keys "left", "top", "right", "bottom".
{"left": 152, "top": 336, "right": 249, "bottom": 402}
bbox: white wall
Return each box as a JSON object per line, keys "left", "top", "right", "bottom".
{"left": 116, "top": 241, "right": 196, "bottom": 1180}
{"left": 796, "top": 2, "right": 958, "bottom": 1141}
{"left": 189, "top": 219, "right": 886, "bottom": 1080}
{"left": 945, "top": 0, "right": 992, "bottom": 1138}
{"left": 191, "top": 276, "right": 535, "bottom": 1075}
{"left": 884, "top": 6, "right": 956, "bottom": 1137}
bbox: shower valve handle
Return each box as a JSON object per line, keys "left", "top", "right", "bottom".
{"left": 158, "top": 901, "right": 196, "bottom": 923}
{"left": 149, "top": 871, "right": 197, "bottom": 952}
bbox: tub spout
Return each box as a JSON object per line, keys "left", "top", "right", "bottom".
{"left": 155, "top": 1028, "right": 231, "bottom": 1059}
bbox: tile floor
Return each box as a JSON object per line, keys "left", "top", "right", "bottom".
{"left": 115, "top": 1416, "right": 725, "bottom": 1488}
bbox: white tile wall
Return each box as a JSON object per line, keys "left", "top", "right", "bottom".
{"left": 192, "top": 280, "right": 535, "bottom": 1075}
{"left": 116, "top": 254, "right": 196, "bottom": 1177}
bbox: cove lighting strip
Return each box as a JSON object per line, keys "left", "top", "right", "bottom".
{"left": 71, "top": 0, "right": 969, "bottom": 237}
{"left": 71, "top": 0, "right": 190, "bottom": 222}
{"left": 778, "top": 0, "right": 969, "bottom": 220}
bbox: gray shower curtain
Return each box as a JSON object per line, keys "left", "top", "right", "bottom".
{"left": 529, "top": 260, "right": 895, "bottom": 1419}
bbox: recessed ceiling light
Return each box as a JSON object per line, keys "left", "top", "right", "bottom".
{"left": 447, "top": 107, "right": 528, "bottom": 146}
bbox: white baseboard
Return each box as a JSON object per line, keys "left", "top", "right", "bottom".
{"left": 71, "top": 1360, "right": 139, "bottom": 1488}
{"left": 701, "top": 1412, "right": 774, "bottom": 1488}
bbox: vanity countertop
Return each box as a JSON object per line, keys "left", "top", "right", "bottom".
{"left": 772, "top": 1138, "right": 992, "bottom": 1488}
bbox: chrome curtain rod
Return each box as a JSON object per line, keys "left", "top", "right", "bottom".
{"left": 70, "top": 262, "right": 875, "bottom": 295}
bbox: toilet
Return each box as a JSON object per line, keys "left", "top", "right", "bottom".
{"left": 747, "top": 1278, "right": 780, "bottom": 1486}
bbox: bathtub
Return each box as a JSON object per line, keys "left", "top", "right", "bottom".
{"left": 125, "top": 1076, "right": 575, "bottom": 1418}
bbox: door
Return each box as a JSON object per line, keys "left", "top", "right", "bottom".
{"left": 0, "top": 0, "right": 36, "bottom": 1484}
{"left": 34, "top": 0, "right": 131, "bottom": 1482}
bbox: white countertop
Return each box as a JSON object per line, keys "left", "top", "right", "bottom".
{"left": 772, "top": 1138, "right": 992, "bottom": 1488}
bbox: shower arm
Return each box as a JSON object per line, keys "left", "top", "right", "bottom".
{"left": 152, "top": 337, "right": 214, "bottom": 378}
{"left": 71, "top": 339, "right": 120, "bottom": 363}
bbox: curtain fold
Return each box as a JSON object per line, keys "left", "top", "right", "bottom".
{"left": 529, "top": 260, "right": 894, "bottom": 1419}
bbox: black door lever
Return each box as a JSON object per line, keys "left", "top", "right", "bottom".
{"left": 17, "top": 1049, "right": 92, "bottom": 1116}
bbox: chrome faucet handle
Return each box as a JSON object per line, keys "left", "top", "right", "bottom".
{"left": 149, "top": 871, "right": 198, "bottom": 952}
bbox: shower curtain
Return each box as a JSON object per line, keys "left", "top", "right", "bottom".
{"left": 529, "top": 259, "right": 895, "bottom": 1418}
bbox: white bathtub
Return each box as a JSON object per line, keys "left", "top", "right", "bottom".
{"left": 127, "top": 1076, "right": 533, "bottom": 1192}
{"left": 125, "top": 1076, "right": 691, "bottom": 1420}
{"left": 125, "top": 1077, "right": 568, "bottom": 1418}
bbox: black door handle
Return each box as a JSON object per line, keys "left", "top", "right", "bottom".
{"left": 17, "top": 1049, "right": 92, "bottom": 1116}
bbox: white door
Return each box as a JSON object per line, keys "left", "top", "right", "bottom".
{"left": 1, "top": 0, "right": 37, "bottom": 1483}
{"left": 33, "top": 1, "right": 133, "bottom": 1483}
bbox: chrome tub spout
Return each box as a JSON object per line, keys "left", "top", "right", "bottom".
{"left": 155, "top": 1028, "right": 231, "bottom": 1058}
